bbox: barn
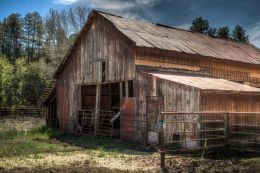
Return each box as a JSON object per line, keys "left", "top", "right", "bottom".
{"left": 43, "top": 10, "right": 260, "bottom": 146}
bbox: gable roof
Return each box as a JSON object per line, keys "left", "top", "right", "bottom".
{"left": 53, "top": 10, "right": 260, "bottom": 78}
{"left": 149, "top": 72, "right": 260, "bottom": 92}
{"left": 99, "top": 11, "right": 260, "bottom": 64}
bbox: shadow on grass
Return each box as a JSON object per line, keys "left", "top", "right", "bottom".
{"left": 0, "top": 125, "right": 153, "bottom": 158}
{"left": 54, "top": 133, "right": 151, "bottom": 156}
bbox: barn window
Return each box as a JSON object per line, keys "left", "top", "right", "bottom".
{"left": 102, "top": 61, "right": 106, "bottom": 82}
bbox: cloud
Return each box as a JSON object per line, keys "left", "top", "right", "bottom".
{"left": 86, "top": 0, "right": 135, "bottom": 10}
{"left": 52, "top": 0, "right": 159, "bottom": 20}
{"left": 86, "top": 0, "right": 159, "bottom": 13}
{"left": 247, "top": 22, "right": 260, "bottom": 48}
{"left": 53, "top": 0, "right": 79, "bottom": 5}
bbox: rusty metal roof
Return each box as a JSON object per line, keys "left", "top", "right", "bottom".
{"left": 53, "top": 10, "right": 260, "bottom": 79}
{"left": 149, "top": 72, "right": 260, "bottom": 92}
{"left": 99, "top": 12, "right": 260, "bottom": 64}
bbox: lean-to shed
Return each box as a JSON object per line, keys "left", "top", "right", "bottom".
{"left": 136, "top": 71, "right": 260, "bottom": 145}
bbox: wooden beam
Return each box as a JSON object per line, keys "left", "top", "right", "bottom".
{"left": 152, "top": 76, "right": 157, "bottom": 96}
{"left": 125, "top": 81, "right": 129, "bottom": 97}
{"left": 94, "top": 84, "right": 101, "bottom": 136}
{"left": 120, "top": 82, "right": 123, "bottom": 101}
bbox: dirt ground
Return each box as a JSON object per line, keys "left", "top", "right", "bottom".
{"left": 0, "top": 119, "right": 259, "bottom": 173}
{"left": 0, "top": 151, "right": 161, "bottom": 173}
{"left": 1, "top": 149, "right": 260, "bottom": 173}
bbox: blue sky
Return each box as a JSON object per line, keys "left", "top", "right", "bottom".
{"left": 1, "top": 0, "right": 260, "bottom": 47}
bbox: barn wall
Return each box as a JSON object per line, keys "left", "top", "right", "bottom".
{"left": 80, "top": 14, "right": 135, "bottom": 85}
{"left": 56, "top": 13, "right": 136, "bottom": 131}
{"left": 56, "top": 44, "right": 82, "bottom": 131}
{"left": 136, "top": 48, "right": 260, "bottom": 87}
{"left": 200, "top": 92, "right": 260, "bottom": 145}
{"left": 200, "top": 92, "right": 260, "bottom": 112}
{"left": 135, "top": 71, "right": 200, "bottom": 145}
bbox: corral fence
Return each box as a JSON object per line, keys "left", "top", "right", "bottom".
{"left": 76, "top": 109, "right": 146, "bottom": 142}
{"left": 0, "top": 108, "right": 46, "bottom": 118}
{"left": 159, "top": 112, "right": 260, "bottom": 170}
{"left": 0, "top": 108, "right": 46, "bottom": 141}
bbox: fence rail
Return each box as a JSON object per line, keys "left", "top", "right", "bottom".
{"left": 159, "top": 111, "right": 260, "bottom": 170}
{"left": 0, "top": 108, "right": 45, "bottom": 118}
{"left": 75, "top": 110, "right": 146, "bottom": 142}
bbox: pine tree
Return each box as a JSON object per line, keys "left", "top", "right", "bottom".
{"left": 217, "top": 26, "right": 230, "bottom": 39}
{"left": 23, "top": 12, "right": 43, "bottom": 62}
{"left": 190, "top": 17, "right": 209, "bottom": 34}
{"left": 207, "top": 27, "right": 217, "bottom": 37}
{"left": 232, "top": 25, "right": 249, "bottom": 44}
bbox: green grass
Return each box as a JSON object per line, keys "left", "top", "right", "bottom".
{"left": 0, "top": 125, "right": 148, "bottom": 158}
{"left": 60, "top": 135, "right": 148, "bottom": 156}
{"left": 241, "top": 157, "right": 260, "bottom": 164}
{"left": 0, "top": 126, "right": 81, "bottom": 158}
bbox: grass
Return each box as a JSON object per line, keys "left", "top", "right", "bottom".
{"left": 241, "top": 157, "right": 260, "bottom": 164}
{"left": 60, "top": 135, "right": 148, "bottom": 157}
{"left": 0, "top": 125, "right": 148, "bottom": 158}
{"left": 0, "top": 126, "right": 81, "bottom": 158}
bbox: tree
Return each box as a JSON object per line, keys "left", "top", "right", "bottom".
{"left": 23, "top": 12, "right": 43, "bottom": 62}
{"left": 0, "top": 56, "right": 14, "bottom": 107}
{"left": 207, "top": 27, "right": 217, "bottom": 37}
{"left": 190, "top": 17, "right": 209, "bottom": 34}
{"left": 2, "top": 14, "right": 23, "bottom": 62}
{"left": 0, "top": 21, "right": 4, "bottom": 54}
{"left": 22, "top": 63, "right": 46, "bottom": 106}
{"left": 232, "top": 25, "right": 249, "bottom": 44}
{"left": 217, "top": 26, "right": 230, "bottom": 39}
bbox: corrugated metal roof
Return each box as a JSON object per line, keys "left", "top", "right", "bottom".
{"left": 149, "top": 72, "right": 260, "bottom": 92}
{"left": 99, "top": 12, "right": 260, "bottom": 64}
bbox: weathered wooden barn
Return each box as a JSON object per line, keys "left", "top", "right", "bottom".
{"left": 43, "top": 10, "right": 260, "bottom": 145}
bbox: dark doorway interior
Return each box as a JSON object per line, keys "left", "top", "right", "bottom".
{"left": 81, "top": 83, "right": 121, "bottom": 137}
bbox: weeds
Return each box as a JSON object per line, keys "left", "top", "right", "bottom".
{"left": 0, "top": 125, "right": 81, "bottom": 158}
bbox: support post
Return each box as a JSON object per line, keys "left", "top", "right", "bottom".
{"left": 125, "top": 81, "right": 129, "bottom": 98}
{"left": 94, "top": 84, "right": 101, "bottom": 136}
{"left": 224, "top": 112, "right": 230, "bottom": 155}
{"left": 159, "top": 112, "right": 166, "bottom": 171}
{"left": 120, "top": 82, "right": 123, "bottom": 101}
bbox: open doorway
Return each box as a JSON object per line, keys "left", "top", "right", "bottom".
{"left": 99, "top": 83, "right": 120, "bottom": 137}
{"left": 81, "top": 83, "right": 121, "bottom": 137}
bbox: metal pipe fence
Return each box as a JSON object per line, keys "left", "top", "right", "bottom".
{"left": 159, "top": 112, "right": 260, "bottom": 170}
{"left": 50, "top": 110, "right": 147, "bottom": 143}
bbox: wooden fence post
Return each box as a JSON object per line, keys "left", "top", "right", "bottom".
{"left": 159, "top": 112, "right": 166, "bottom": 171}
{"left": 94, "top": 84, "right": 101, "bottom": 136}
{"left": 224, "top": 112, "right": 230, "bottom": 155}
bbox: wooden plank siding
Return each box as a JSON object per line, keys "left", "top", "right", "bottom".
{"left": 56, "top": 43, "right": 82, "bottom": 130}
{"left": 56, "top": 13, "right": 136, "bottom": 131}
{"left": 80, "top": 14, "right": 135, "bottom": 85}
{"left": 200, "top": 92, "right": 260, "bottom": 112}
{"left": 136, "top": 71, "right": 200, "bottom": 143}
{"left": 200, "top": 92, "right": 260, "bottom": 144}
{"left": 136, "top": 47, "right": 260, "bottom": 87}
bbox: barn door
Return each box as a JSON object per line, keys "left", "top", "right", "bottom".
{"left": 146, "top": 96, "right": 164, "bottom": 144}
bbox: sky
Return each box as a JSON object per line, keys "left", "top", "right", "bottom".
{"left": 0, "top": 0, "right": 260, "bottom": 48}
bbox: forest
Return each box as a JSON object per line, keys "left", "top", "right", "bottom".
{"left": 0, "top": 7, "right": 249, "bottom": 108}
{"left": 0, "top": 7, "right": 89, "bottom": 108}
